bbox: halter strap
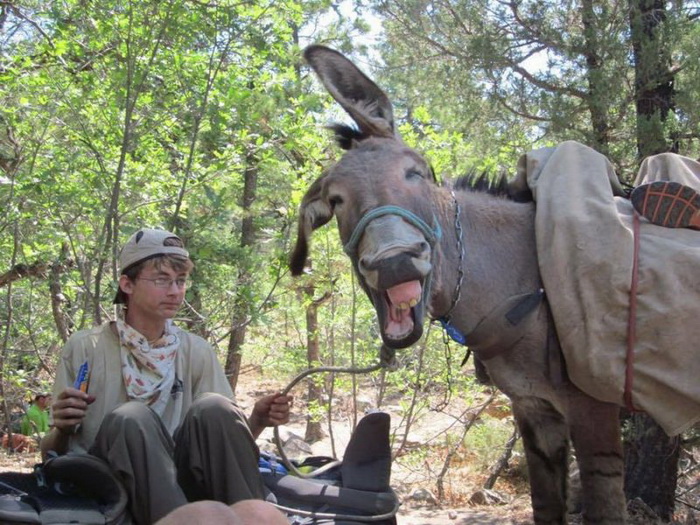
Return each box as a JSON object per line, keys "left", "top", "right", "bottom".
{"left": 343, "top": 205, "right": 442, "bottom": 256}
{"left": 343, "top": 205, "right": 442, "bottom": 333}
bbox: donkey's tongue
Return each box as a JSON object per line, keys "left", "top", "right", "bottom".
{"left": 385, "top": 281, "right": 422, "bottom": 339}
{"left": 386, "top": 281, "right": 422, "bottom": 309}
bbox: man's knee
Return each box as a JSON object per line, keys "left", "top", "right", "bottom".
{"left": 154, "top": 500, "right": 287, "bottom": 525}
{"left": 101, "top": 401, "right": 162, "bottom": 435}
{"left": 230, "top": 500, "right": 288, "bottom": 524}
{"left": 154, "top": 501, "right": 242, "bottom": 525}
{"left": 189, "top": 393, "right": 246, "bottom": 422}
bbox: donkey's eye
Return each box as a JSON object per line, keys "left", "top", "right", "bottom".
{"left": 329, "top": 195, "right": 344, "bottom": 208}
{"left": 406, "top": 168, "right": 424, "bottom": 180}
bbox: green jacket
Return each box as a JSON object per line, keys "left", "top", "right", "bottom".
{"left": 20, "top": 403, "right": 49, "bottom": 435}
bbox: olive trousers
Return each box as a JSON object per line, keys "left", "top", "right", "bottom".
{"left": 90, "top": 393, "right": 265, "bottom": 524}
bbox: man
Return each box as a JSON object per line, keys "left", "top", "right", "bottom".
{"left": 156, "top": 500, "right": 288, "bottom": 525}
{"left": 41, "top": 228, "right": 292, "bottom": 524}
{"left": 20, "top": 393, "right": 51, "bottom": 436}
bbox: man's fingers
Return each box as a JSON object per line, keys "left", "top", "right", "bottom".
{"left": 52, "top": 392, "right": 91, "bottom": 429}
{"left": 54, "top": 417, "right": 83, "bottom": 427}
{"left": 55, "top": 398, "right": 89, "bottom": 412}
{"left": 57, "top": 387, "right": 85, "bottom": 399}
{"left": 272, "top": 395, "right": 293, "bottom": 406}
{"left": 56, "top": 405, "right": 87, "bottom": 417}
{"left": 56, "top": 388, "right": 90, "bottom": 405}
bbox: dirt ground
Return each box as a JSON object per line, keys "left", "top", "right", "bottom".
{"left": 2, "top": 366, "right": 698, "bottom": 525}
{"left": 243, "top": 367, "right": 699, "bottom": 525}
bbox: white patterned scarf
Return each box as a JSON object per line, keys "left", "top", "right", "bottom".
{"left": 116, "top": 319, "right": 179, "bottom": 417}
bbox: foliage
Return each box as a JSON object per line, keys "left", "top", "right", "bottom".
{"left": 0, "top": 1, "right": 421, "bottom": 442}
{"left": 2, "top": 0, "right": 699, "bottom": 511}
{"left": 366, "top": 0, "right": 700, "bottom": 171}
{"left": 0, "top": 0, "right": 339, "bottom": 411}
{"left": 463, "top": 417, "right": 520, "bottom": 472}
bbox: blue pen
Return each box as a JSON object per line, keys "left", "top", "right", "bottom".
{"left": 74, "top": 361, "right": 89, "bottom": 392}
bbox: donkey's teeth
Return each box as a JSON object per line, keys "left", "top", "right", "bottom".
{"left": 409, "top": 298, "right": 418, "bottom": 307}
{"left": 399, "top": 302, "right": 409, "bottom": 310}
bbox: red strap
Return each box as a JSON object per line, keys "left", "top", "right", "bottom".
{"left": 624, "top": 212, "right": 641, "bottom": 411}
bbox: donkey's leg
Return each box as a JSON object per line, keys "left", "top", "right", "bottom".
{"left": 568, "top": 390, "right": 626, "bottom": 524}
{"left": 512, "top": 397, "right": 570, "bottom": 525}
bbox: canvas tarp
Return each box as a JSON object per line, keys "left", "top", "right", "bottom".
{"left": 511, "top": 140, "right": 700, "bottom": 436}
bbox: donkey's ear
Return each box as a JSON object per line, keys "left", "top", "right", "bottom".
{"left": 304, "top": 45, "right": 395, "bottom": 140}
{"left": 290, "top": 176, "right": 334, "bottom": 276}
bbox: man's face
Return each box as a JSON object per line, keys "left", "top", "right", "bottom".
{"left": 36, "top": 395, "right": 49, "bottom": 409}
{"left": 119, "top": 260, "right": 189, "bottom": 322}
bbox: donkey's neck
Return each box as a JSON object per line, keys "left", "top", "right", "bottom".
{"left": 430, "top": 189, "right": 540, "bottom": 332}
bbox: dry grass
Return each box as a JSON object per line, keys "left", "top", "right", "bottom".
{"left": 0, "top": 447, "right": 41, "bottom": 473}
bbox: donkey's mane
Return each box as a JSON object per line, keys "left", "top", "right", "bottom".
{"left": 453, "top": 171, "right": 512, "bottom": 199}
{"left": 328, "top": 123, "right": 370, "bottom": 150}
{"left": 452, "top": 171, "right": 534, "bottom": 202}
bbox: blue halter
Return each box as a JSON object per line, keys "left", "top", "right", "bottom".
{"left": 343, "top": 205, "right": 442, "bottom": 256}
{"left": 342, "top": 205, "right": 443, "bottom": 324}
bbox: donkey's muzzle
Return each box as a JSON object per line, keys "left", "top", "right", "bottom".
{"left": 359, "top": 250, "right": 430, "bottom": 290}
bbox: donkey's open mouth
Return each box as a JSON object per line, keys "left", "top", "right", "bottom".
{"left": 352, "top": 215, "right": 434, "bottom": 349}
{"left": 386, "top": 279, "right": 422, "bottom": 337}
{"left": 370, "top": 279, "right": 426, "bottom": 348}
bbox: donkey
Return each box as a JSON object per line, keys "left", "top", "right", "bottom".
{"left": 290, "top": 45, "right": 627, "bottom": 524}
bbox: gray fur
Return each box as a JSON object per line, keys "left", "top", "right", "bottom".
{"left": 292, "top": 45, "right": 627, "bottom": 524}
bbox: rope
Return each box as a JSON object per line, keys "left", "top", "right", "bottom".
{"left": 624, "top": 211, "right": 641, "bottom": 411}
{"left": 269, "top": 346, "right": 400, "bottom": 522}
{"left": 273, "top": 345, "right": 397, "bottom": 479}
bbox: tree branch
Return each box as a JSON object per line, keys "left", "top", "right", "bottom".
{"left": 0, "top": 258, "right": 76, "bottom": 288}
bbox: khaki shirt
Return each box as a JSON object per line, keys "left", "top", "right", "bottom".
{"left": 53, "top": 322, "right": 234, "bottom": 454}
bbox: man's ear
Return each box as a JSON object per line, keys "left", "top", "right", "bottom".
{"left": 118, "top": 274, "right": 134, "bottom": 297}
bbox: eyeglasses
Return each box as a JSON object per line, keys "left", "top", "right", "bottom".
{"left": 137, "top": 277, "right": 189, "bottom": 289}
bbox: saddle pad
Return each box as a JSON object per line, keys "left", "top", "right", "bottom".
{"left": 512, "top": 141, "right": 700, "bottom": 436}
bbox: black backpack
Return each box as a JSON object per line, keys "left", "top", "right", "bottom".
{"left": 261, "top": 411, "right": 399, "bottom": 525}
{"left": 0, "top": 453, "right": 130, "bottom": 524}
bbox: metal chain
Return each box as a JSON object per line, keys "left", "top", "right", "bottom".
{"left": 441, "top": 190, "right": 465, "bottom": 322}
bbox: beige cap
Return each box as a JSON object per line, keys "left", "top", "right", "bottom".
{"left": 119, "top": 228, "right": 189, "bottom": 272}
{"left": 114, "top": 228, "right": 189, "bottom": 304}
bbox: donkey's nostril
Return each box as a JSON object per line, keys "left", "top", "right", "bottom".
{"left": 410, "top": 241, "right": 430, "bottom": 258}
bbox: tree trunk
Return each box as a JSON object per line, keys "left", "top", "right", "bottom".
{"left": 225, "top": 314, "right": 245, "bottom": 393}
{"left": 174, "top": 222, "right": 209, "bottom": 339}
{"left": 1, "top": 223, "right": 19, "bottom": 453}
{"left": 49, "top": 242, "right": 73, "bottom": 344}
{"left": 629, "top": 0, "right": 677, "bottom": 156}
{"left": 303, "top": 282, "right": 324, "bottom": 443}
{"left": 624, "top": 2, "right": 679, "bottom": 518}
{"left": 581, "top": 0, "right": 610, "bottom": 155}
{"left": 623, "top": 412, "right": 680, "bottom": 520}
{"left": 304, "top": 286, "right": 323, "bottom": 443}
{"left": 224, "top": 148, "right": 258, "bottom": 393}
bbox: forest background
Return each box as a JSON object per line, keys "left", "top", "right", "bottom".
{"left": 1, "top": 0, "right": 699, "bottom": 521}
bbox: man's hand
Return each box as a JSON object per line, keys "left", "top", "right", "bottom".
{"left": 40, "top": 387, "right": 95, "bottom": 459}
{"left": 51, "top": 387, "right": 95, "bottom": 434}
{"left": 249, "top": 392, "right": 293, "bottom": 438}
